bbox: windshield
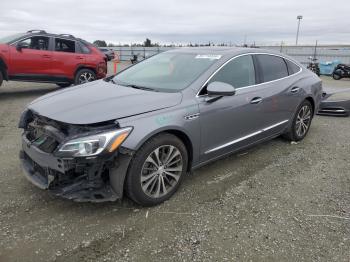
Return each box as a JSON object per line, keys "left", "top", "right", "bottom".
{"left": 112, "top": 53, "right": 220, "bottom": 92}
{"left": 0, "top": 33, "right": 27, "bottom": 44}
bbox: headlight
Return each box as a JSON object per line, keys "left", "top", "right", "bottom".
{"left": 58, "top": 127, "right": 132, "bottom": 157}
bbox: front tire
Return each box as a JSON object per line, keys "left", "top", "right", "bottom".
{"left": 125, "top": 133, "right": 188, "bottom": 206}
{"left": 74, "top": 69, "right": 96, "bottom": 85}
{"left": 284, "top": 100, "right": 313, "bottom": 142}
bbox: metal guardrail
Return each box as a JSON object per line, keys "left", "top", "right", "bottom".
{"left": 108, "top": 47, "right": 174, "bottom": 62}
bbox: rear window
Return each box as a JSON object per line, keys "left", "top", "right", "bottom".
{"left": 55, "top": 38, "right": 75, "bottom": 53}
{"left": 256, "top": 54, "right": 288, "bottom": 82}
{"left": 285, "top": 59, "right": 301, "bottom": 75}
{"left": 78, "top": 42, "right": 91, "bottom": 54}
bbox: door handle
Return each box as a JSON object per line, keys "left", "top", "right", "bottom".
{"left": 41, "top": 54, "right": 52, "bottom": 58}
{"left": 291, "top": 87, "right": 300, "bottom": 93}
{"left": 250, "top": 97, "right": 263, "bottom": 104}
{"left": 76, "top": 56, "right": 84, "bottom": 59}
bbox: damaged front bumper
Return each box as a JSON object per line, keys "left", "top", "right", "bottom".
{"left": 19, "top": 114, "right": 134, "bottom": 202}
{"left": 317, "top": 90, "right": 350, "bottom": 117}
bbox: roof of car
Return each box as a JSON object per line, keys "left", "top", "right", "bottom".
{"left": 20, "top": 30, "right": 89, "bottom": 43}
{"left": 167, "top": 46, "right": 277, "bottom": 55}
{"left": 166, "top": 46, "right": 299, "bottom": 62}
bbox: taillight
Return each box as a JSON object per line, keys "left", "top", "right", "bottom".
{"left": 97, "top": 62, "right": 107, "bottom": 74}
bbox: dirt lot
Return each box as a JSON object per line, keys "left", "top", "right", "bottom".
{"left": 0, "top": 71, "right": 349, "bottom": 262}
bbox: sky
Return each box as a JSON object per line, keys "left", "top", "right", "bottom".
{"left": 0, "top": 0, "right": 349, "bottom": 46}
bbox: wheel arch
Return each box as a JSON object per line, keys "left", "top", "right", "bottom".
{"left": 74, "top": 64, "right": 97, "bottom": 77}
{"left": 130, "top": 127, "right": 194, "bottom": 172}
{"left": 164, "top": 129, "right": 193, "bottom": 172}
{"left": 305, "top": 96, "right": 315, "bottom": 114}
{"left": 0, "top": 58, "right": 9, "bottom": 80}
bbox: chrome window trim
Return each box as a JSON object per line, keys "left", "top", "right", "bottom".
{"left": 205, "top": 119, "right": 289, "bottom": 154}
{"left": 196, "top": 52, "right": 302, "bottom": 97}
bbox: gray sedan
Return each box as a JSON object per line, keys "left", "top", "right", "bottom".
{"left": 19, "top": 48, "right": 322, "bottom": 206}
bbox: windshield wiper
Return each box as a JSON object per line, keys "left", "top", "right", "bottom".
{"left": 109, "top": 78, "right": 117, "bottom": 84}
{"left": 109, "top": 79, "right": 157, "bottom": 91}
{"left": 125, "top": 84, "right": 157, "bottom": 91}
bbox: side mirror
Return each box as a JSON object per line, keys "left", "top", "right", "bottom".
{"left": 207, "top": 81, "right": 236, "bottom": 96}
{"left": 16, "top": 42, "right": 29, "bottom": 51}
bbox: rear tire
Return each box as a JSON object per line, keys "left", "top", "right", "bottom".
{"left": 56, "top": 83, "right": 71, "bottom": 88}
{"left": 126, "top": 133, "right": 188, "bottom": 206}
{"left": 74, "top": 69, "right": 96, "bottom": 85}
{"left": 283, "top": 100, "right": 313, "bottom": 142}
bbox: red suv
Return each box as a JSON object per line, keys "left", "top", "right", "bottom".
{"left": 0, "top": 30, "right": 107, "bottom": 87}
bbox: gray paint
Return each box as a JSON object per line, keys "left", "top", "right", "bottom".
{"left": 27, "top": 47, "right": 322, "bottom": 169}
{"left": 28, "top": 80, "right": 182, "bottom": 124}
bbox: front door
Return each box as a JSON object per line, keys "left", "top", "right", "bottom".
{"left": 198, "top": 54, "right": 277, "bottom": 162}
{"left": 9, "top": 36, "right": 53, "bottom": 77}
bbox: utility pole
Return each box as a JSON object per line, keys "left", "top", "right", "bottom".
{"left": 296, "top": 15, "right": 303, "bottom": 45}
{"left": 313, "top": 40, "right": 318, "bottom": 60}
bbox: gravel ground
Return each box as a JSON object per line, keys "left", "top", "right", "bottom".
{"left": 0, "top": 71, "right": 349, "bottom": 262}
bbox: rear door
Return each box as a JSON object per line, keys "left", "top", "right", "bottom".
{"left": 253, "top": 54, "right": 301, "bottom": 136}
{"left": 51, "top": 38, "right": 85, "bottom": 79}
{"left": 8, "top": 36, "right": 53, "bottom": 77}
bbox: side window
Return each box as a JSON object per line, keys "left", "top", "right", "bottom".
{"left": 18, "top": 36, "right": 49, "bottom": 50}
{"left": 285, "top": 59, "right": 301, "bottom": 75}
{"left": 256, "top": 54, "right": 288, "bottom": 82}
{"left": 208, "top": 55, "right": 256, "bottom": 89}
{"left": 55, "top": 38, "right": 76, "bottom": 53}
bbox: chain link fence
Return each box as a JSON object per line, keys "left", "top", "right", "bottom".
{"left": 108, "top": 45, "right": 350, "bottom": 65}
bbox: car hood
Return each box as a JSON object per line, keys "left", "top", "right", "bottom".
{"left": 28, "top": 80, "right": 183, "bottom": 125}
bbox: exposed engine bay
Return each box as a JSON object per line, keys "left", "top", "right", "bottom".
{"left": 19, "top": 110, "right": 133, "bottom": 202}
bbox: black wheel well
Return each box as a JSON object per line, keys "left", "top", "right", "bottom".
{"left": 165, "top": 130, "right": 193, "bottom": 172}
{"left": 305, "top": 97, "right": 315, "bottom": 113}
{"left": 74, "top": 66, "right": 96, "bottom": 77}
{"left": 0, "top": 59, "right": 8, "bottom": 80}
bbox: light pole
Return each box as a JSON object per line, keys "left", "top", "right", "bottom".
{"left": 296, "top": 15, "right": 303, "bottom": 45}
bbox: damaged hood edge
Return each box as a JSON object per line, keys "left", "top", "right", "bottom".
{"left": 26, "top": 80, "right": 183, "bottom": 125}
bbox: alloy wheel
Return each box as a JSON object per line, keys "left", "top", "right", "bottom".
{"left": 140, "top": 145, "right": 183, "bottom": 198}
{"left": 295, "top": 105, "right": 312, "bottom": 137}
{"left": 78, "top": 72, "right": 95, "bottom": 84}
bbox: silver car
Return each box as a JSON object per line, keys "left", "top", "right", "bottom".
{"left": 19, "top": 48, "right": 322, "bottom": 206}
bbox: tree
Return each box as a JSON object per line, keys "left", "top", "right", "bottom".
{"left": 144, "top": 38, "right": 152, "bottom": 47}
{"left": 93, "top": 40, "right": 107, "bottom": 47}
